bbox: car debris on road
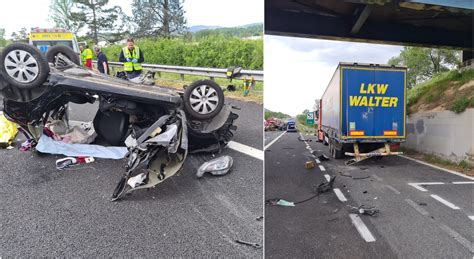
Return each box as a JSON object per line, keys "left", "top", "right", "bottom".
{"left": 305, "top": 161, "right": 315, "bottom": 169}
{"left": 196, "top": 155, "right": 233, "bottom": 178}
{"left": 235, "top": 239, "right": 262, "bottom": 249}
{"left": 350, "top": 205, "right": 380, "bottom": 216}
{"left": 56, "top": 156, "right": 95, "bottom": 170}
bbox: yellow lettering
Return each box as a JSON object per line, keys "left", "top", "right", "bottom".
{"left": 359, "top": 83, "right": 366, "bottom": 94}
{"left": 367, "top": 84, "right": 375, "bottom": 94}
{"left": 381, "top": 97, "right": 390, "bottom": 107}
{"left": 377, "top": 84, "right": 389, "bottom": 94}
{"left": 359, "top": 96, "right": 368, "bottom": 106}
{"left": 390, "top": 97, "right": 398, "bottom": 107}
{"left": 375, "top": 96, "right": 383, "bottom": 106}
{"left": 368, "top": 97, "right": 376, "bottom": 107}
{"left": 350, "top": 96, "right": 362, "bottom": 106}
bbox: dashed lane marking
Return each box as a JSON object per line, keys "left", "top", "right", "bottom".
{"left": 315, "top": 159, "right": 320, "bottom": 164}
{"left": 439, "top": 224, "right": 474, "bottom": 254}
{"left": 333, "top": 188, "right": 347, "bottom": 202}
{"left": 227, "top": 141, "right": 264, "bottom": 160}
{"left": 349, "top": 214, "right": 376, "bottom": 242}
{"left": 385, "top": 185, "right": 401, "bottom": 195}
{"left": 324, "top": 174, "right": 330, "bottom": 182}
{"left": 264, "top": 131, "right": 286, "bottom": 150}
{"left": 452, "top": 181, "right": 474, "bottom": 185}
{"left": 319, "top": 165, "right": 326, "bottom": 171}
{"left": 468, "top": 216, "right": 474, "bottom": 221}
{"left": 405, "top": 199, "right": 429, "bottom": 216}
{"left": 408, "top": 182, "right": 444, "bottom": 192}
{"left": 430, "top": 194, "right": 460, "bottom": 210}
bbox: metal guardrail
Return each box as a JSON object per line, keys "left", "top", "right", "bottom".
{"left": 102, "top": 61, "right": 264, "bottom": 81}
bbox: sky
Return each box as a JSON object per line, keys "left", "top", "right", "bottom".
{"left": 0, "top": 0, "right": 263, "bottom": 38}
{"left": 264, "top": 35, "right": 403, "bottom": 117}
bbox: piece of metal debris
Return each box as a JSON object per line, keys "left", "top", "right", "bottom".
{"left": 256, "top": 216, "right": 264, "bottom": 221}
{"left": 196, "top": 155, "right": 233, "bottom": 178}
{"left": 305, "top": 161, "right": 315, "bottom": 169}
{"left": 351, "top": 205, "right": 379, "bottom": 216}
{"left": 235, "top": 240, "right": 262, "bottom": 249}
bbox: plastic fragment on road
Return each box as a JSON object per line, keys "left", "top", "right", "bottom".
{"left": 37, "top": 134, "right": 127, "bottom": 159}
{"left": 196, "top": 155, "right": 233, "bottom": 178}
{"left": 305, "top": 161, "right": 315, "bottom": 169}
{"left": 276, "top": 199, "right": 295, "bottom": 207}
{"left": 0, "top": 113, "right": 18, "bottom": 147}
{"left": 127, "top": 173, "right": 147, "bottom": 188}
{"left": 56, "top": 156, "right": 95, "bottom": 170}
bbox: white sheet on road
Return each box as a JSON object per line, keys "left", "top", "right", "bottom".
{"left": 36, "top": 134, "right": 128, "bottom": 159}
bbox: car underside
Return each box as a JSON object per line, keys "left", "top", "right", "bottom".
{"left": 0, "top": 43, "right": 238, "bottom": 201}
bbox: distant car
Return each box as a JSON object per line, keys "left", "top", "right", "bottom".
{"left": 286, "top": 120, "right": 297, "bottom": 132}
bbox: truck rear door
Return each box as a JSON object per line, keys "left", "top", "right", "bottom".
{"left": 342, "top": 66, "right": 405, "bottom": 139}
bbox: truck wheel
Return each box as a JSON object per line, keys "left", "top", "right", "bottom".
{"left": 46, "top": 45, "right": 81, "bottom": 66}
{"left": 0, "top": 43, "right": 49, "bottom": 89}
{"left": 183, "top": 79, "right": 224, "bottom": 120}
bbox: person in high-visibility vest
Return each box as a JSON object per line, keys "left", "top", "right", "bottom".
{"left": 119, "top": 38, "right": 144, "bottom": 79}
{"left": 80, "top": 45, "right": 93, "bottom": 69}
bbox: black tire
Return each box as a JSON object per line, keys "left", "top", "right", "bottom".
{"left": 183, "top": 79, "right": 224, "bottom": 120}
{"left": 0, "top": 43, "right": 49, "bottom": 89}
{"left": 46, "top": 45, "right": 81, "bottom": 66}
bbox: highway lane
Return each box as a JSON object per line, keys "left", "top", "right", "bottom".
{"left": 0, "top": 98, "right": 264, "bottom": 257}
{"left": 265, "top": 130, "right": 473, "bottom": 258}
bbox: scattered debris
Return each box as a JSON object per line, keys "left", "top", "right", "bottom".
{"left": 196, "top": 155, "right": 233, "bottom": 178}
{"left": 6, "top": 145, "right": 14, "bottom": 150}
{"left": 418, "top": 202, "right": 427, "bottom": 206}
{"left": 351, "top": 205, "right": 379, "bottom": 216}
{"left": 363, "top": 191, "right": 368, "bottom": 194}
{"left": 235, "top": 239, "right": 262, "bottom": 249}
{"left": 127, "top": 173, "right": 147, "bottom": 188}
{"left": 316, "top": 176, "right": 336, "bottom": 194}
{"left": 20, "top": 139, "right": 33, "bottom": 151}
{"left": 318, "top": 154, "right": 330, "bottom": 161}
{"left": 56, "top": 156, "right": 95, "bottom": 170}
{"left": 277, "top": 199, "right": 295, "bottom": 207}
{"left": 305, "top": 161, "right": 315, "bottom": 169}
{"left": 298, "top": 136, "right": 312, "bottom": 142}
{"left": 256, "top": 216, "right": 264, "bottom": 221}
{"left": 227, "top": 84, "right": 236, "bottom": 91}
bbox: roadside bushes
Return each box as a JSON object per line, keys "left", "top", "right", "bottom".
{"left": 102, "top": 36, "right": 263, "bottom": 70}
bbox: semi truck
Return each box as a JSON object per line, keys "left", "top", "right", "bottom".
{"left": 316, "top": 62, "right": 407, "bottom": 165}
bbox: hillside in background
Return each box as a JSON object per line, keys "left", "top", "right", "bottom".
{"left": 264, "top": 109, "right": 291, "bottom": 120}
{"left": 188, "top": 25, "right": 222, "bottom": 32}
{"left": 193, "top": 23, "right": 263, "bottom": 40}
{"left": 408, "top": 69, "right": 474, "bottom": 114}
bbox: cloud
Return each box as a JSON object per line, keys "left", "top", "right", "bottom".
{"left": 264, "top": 35, "right": 403, "bottom": 116}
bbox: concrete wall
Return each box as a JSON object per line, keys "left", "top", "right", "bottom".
{"left": 404, "top": 108, "right": 474, "bottom": 163}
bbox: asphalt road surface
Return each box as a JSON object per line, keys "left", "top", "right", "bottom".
{"left": 0, "top": 98, "right": 264, "bottom": 257}
{"left": 265, "top": 130, "right": 473, "bottom": 258}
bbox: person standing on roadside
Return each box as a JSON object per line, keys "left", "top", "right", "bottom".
{"left": 94, "top": 46, "right": 109, "bottom": 75}
{"left": 119, "top": 38, "right": 144, "bottom": 79}
{"left": 80, "top": 45, "right": 93, "bottom": 69}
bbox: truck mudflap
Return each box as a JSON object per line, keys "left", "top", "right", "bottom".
{"left": 344, "top": 142, "right": 403, "bottom": 166}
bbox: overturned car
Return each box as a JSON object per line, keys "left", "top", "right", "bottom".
{"left": 0, "top": 43, "right": 238, "bottom": 201}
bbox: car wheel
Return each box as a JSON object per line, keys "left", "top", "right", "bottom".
{"left": 0, "top": 43, "right": 49, "bottom": 89}
{"left": 183, "top": 79, "right": 224, "bottom": 120}
{"left": 46, "top": 45, "right": 81, "bottom": 66}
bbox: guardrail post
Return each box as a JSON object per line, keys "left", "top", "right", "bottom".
{"left": 210, "top": 76, "right": 215, "bottom": 81}
{"left": 157, "top": 71, "right": 161, "bottom": 78}
{"left": 180, "top": 74, "right": 184, "bottom": 81}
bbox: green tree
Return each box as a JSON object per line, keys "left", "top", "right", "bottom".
{"left": 0, "top": 28, "right": 7, "bottom": 47}
{"left": 132, "top": 0, "right": 187, "bottom": 38}
{"left": 10, "top": 27, "right": 28, "bottom": 42}
{"left": 72, "top": 0, "right": 124, "bottom": 43}
{"left": 388, "top": 46, "right": 461, "bottom": 88}
{"left": 49, "top": 0, "right": 84, "bottom": 34}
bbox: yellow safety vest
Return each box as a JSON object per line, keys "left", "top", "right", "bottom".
{"left": 122, "top": 47, "right": 142, "bottom": 72}
{"left": 81, "top": 48, "right": 93, "bottom": 65}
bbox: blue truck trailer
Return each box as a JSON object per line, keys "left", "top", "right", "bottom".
{"left": 317, "top": 62, "right": 407, "bottom": 165}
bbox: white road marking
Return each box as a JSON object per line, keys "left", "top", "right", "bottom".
{"left": 408, "top": 182, "right": 444, "bottom": 192}
{"left": 430, "top": 194, "right": 460, "bottom": 210}
{"left": 452, "top": 181, "right": 474, "bottom": 184}
{"left": 333, "top": 188, "right": 347, "bottom": 202}
{"left": 319, "top": 165, "right": 326, "bottom": 171}
{"left": 439, "top": 224, "right": 474, "bottom": 253}
{"left": 405, "top": 199, "right": 429, "bottom": 216}
{"left": 400, "top": 155, "right": 474, "bottom": 181}
{"left": 264, "top": 131, "right": 286, "bottom": 150}
{"left": 349, "top": 214, "right": 376, "bottom": 242}
{"left": 468, "top": 216, "right": 474, "bottom": 221}
{"left": 324, "top": 174, "right": 330, "bottom": 182}
{"left": 227, "top": 141, "right": 264, "bottom": 160}
{"left": 385, "top": 185, "right": 401, "bottom": 195}
{"left": 315, "top": 159, "right": 321, "bottom": 164}
{"left": 371, "top": 174, "right": 383, "bottom": 182}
